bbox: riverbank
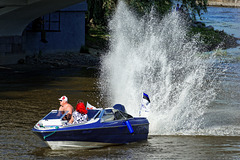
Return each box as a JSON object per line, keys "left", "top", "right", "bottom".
{"left": 0, "top": 51, "right": 101, "bottom": 78}
{"left": 189, "top": 22, "right": 240, "bottom": 51}
{"left": 0, "top": 27, "right": 238, "bottom": 73}
{"left": 208, "top": 0, "right": 240, "bottom": 7}
{"left": 0, "top": 25, "right": 106, "bottom": 72}
{"left": 1, "top": 10, "right": 239, "bottom": 73}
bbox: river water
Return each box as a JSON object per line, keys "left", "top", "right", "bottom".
{"left": 1, "top": 4, "right": 240, "bottom": 160}
{"left": 200, "top": 6, "right": 240, "bottom": 56}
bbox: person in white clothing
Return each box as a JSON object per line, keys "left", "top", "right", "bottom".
{"left": 69, "top": 100, "right": 88, "bottom": 124}
{"left": 139, "top": 93, "right": 151, "bottom": 117}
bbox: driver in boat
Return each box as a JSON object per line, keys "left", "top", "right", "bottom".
{"left": 58, "top": 96, "right": 73, "bottom": 122}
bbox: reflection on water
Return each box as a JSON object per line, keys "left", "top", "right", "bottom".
{"left": 33, "top": 136, "right": 240, "bottom": 159}
{"left": 23, "top": 136, "right": 240, "bottom": 159}
{"left": 0, "top": 67, "right": 101, "bottom": 159}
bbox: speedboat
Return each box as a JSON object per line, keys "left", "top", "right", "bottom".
{"left": 32, "top": 104, "right": 149, "bottom": 150}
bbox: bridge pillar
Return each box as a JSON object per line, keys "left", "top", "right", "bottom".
{"left": 0, "top": 36, "right": 25, "bottom": 64}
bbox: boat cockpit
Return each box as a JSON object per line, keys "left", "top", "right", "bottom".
{"left": 34, "top": 107, "right": 134, "bottom": 129}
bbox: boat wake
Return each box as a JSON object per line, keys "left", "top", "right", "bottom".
{"left": 98, "top": 1, "right": 239, "bottom": 136}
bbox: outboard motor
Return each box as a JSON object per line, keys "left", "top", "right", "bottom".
{"left": 113, "top": 104, "right": 126, "bottom": 113}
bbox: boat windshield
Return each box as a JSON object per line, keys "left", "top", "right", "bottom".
{"left": 43, "top": 110, "right": 68, "bottom": 120}
{"left": 87, "top": 109, "right": 101, "bottom": 120}
{"left": 101, "top": 109, "right": 115, "bottom": 122}
{"left": 101, "top": 109, "right": 133, "bottom": 122}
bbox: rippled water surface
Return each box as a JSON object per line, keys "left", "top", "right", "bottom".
{"left": 0, "top": 66, "right": 240, "bottom": 159}
{"left": 201, "top": 6, "right": 240, "bottom": 38}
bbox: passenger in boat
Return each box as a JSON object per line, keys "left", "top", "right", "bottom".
{"left": 69, "top": 100, "right": 88, "bottom": 124}
{"left": 58, "top": 96, "right": 74, "bottom": 122}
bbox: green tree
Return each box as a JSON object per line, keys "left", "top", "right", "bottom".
{"left": 86, "top": 0, "right": 208, "bottom": 26}
{"left": 126, "top": 0, "right": 172, "bottom": 16}
{"left": 178, "top": 0, "right": 208, "bottom": 20}
{"left": 87, "top": 0, "right": 117, "bottom": 26}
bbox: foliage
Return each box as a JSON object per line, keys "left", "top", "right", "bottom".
{"left": 86, "top": 0, "right": 208, "bottom": 26}
{"left": 190, "top": 26, "right": 222, "bottom": 50}
{"left": 125, "top": 0, "right": 172, "bottom": 16}
{"left": 86, "top": 0, "right": 117, "bottom": 26}
{"left": 86, "top": 25, "right": 109, "bottom": 50}
{"left": 177, "top": 0, "right": 208, "bottom": 20}
{"left": 189, "top": 26, "right": 239, "bottom": 51}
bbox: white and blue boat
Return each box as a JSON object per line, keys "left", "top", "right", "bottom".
{"left": 32, "top": 104, "right": 149, "bottom": 150}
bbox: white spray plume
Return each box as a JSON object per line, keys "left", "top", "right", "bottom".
{"left": 99, "top": 1, "right": 216, "bottom": 135}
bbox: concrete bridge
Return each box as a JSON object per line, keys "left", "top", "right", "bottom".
{"left": 0, "top": 0, "right": 87, "bottom": 64}
{"left": 0, "top": 0, "right": 85, "bottom": 36}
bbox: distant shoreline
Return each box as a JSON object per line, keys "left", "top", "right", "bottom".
{"left": 208, "top": 0, "right": 240, "bottom": 7}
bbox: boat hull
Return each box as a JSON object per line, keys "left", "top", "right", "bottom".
{"left": 33, "top": 118, "right": 149, "bottom": 150}
{"left": 45, "top": 141, "right": 117, "bottom": 150}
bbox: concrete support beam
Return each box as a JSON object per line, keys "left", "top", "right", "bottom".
{"left": 0, "top": 0, "right": 40, "bottom": 6}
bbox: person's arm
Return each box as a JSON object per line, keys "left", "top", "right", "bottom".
{"left": 59, "top": 106, "right": 63, "bottom": 111}
{"left": 57, "top": 106, "right": 64, "bottom": 116}
{"left": 69, "top": 115, "right": 74, "bottom": 124}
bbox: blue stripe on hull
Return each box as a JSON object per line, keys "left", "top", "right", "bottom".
{"left": 33, "top": 123, "right": 149, "bottom": 144}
